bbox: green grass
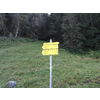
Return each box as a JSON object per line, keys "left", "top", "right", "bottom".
{"left": 0, "top": 37, "right": 100, "bottom": 88}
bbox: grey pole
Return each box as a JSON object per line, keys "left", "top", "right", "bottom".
{"left": 50, "top": 39, "right": 52, "bottom": 88}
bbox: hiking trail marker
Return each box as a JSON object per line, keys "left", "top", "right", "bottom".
{"left": 42, "top": 39, "right": 59, "bottom": 88}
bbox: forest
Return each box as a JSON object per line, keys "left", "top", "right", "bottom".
{"left": 0, "top": 13, "right": 100, "bottom": 53}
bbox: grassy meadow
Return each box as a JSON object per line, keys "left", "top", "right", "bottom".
{"left": 0, "top": 37, "right": 100, "bottom": 88}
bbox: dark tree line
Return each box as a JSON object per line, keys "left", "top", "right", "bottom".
{"left": 43, "top": 13, "right": 100, "bottom": 52}
{"left": 0, "top": 13, "right": 48, "bottom": 38}
{"left": 0, "top": 13, "right": 100, "bottom": 52}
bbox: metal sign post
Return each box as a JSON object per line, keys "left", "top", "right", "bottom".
{"left": 50, "top": 39, "right": 52, "bottom": 88}
{"left": 42, "top": 39, "right": 59, "bottom": 88}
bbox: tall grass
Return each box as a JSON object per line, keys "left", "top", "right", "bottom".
{"left": 0, "top": 37, "right": 100, "bottom": 88}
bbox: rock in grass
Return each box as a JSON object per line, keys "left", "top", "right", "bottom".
{"left": 7, "top": 81, "right": 17, "bottom": 88}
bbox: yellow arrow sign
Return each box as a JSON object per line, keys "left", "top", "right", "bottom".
{"left": 42, "top": 42, "right": 59, "bottom": 49}
{"left": 42, "top": 49, "right": 58, "bottom": 55}
{"left": 42, "top": 44, "right": 58, "bottom": 49}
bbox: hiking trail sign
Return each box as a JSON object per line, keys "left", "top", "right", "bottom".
{"left": 42, "top": 42, "right": 59, "bottom": 55}
{"left": 42, "top": 39, "right": 59, "bottom": 88}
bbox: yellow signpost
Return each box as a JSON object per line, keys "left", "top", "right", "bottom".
{"left": 42, "top": 39, "right": 59, "bottom": 88}
{"left": 42, "top": 42, "right": 59, "bottom": 55}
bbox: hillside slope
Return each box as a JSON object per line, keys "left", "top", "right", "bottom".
{"left": 0, "top": 37, "right": 100, "bottom": 88}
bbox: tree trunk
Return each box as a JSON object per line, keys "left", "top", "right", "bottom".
{"left": 15, "top": 13, "right": 19, "bottom": 38}
{"left": 5, "top": 13, "right": 19, "bottom": 38}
